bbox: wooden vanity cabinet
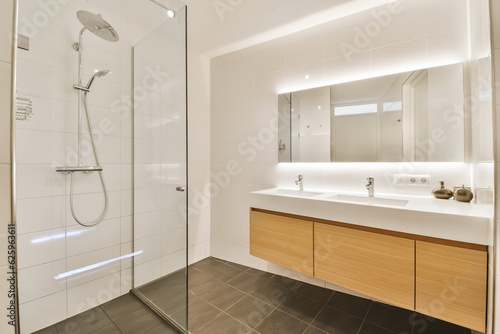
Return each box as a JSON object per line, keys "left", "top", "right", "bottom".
{"left": 250, "top": 209, "right": 314, "bottom": 276}
{"left": 249, "top": 208, "right": 488, "bottom": 332}
{"left": 415, "top": 241, "right": 487, "bottom": 332}
{"left": 314, "top": 223, "right": 415, "bottom": 310}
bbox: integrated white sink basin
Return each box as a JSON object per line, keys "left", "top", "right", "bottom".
{"left": 251, "top": 187, "right": 492, "bottom": 245}
{"left": 272, "top": 189, "right": 323, "bottom": 198}
{"left": 329, "top": 194, "right": 409, "bottom": 207}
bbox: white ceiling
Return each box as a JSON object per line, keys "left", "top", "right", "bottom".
{"left": 95, "top": 0, "right": 396, "bottom": 58}
{"left": 182, "top": 0, "right": 396, "bottom": 58}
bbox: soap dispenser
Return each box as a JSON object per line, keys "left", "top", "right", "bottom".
{"left": 432, "top": 181, "right": 453, "bottom": 200}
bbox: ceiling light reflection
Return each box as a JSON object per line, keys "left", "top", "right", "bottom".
{"left": 54, "top": 251, "right": 143, "bottom": 280}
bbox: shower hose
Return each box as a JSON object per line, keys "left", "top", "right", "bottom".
{"left": 69, "top": 92, "right": 109, "bottom": 227}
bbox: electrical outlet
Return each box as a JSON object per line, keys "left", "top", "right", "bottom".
{"left": 407, "top": 174, "right": 431, "bottom": 186}
{"left": 394, "top": 174, "right": 407, "bottom": 186}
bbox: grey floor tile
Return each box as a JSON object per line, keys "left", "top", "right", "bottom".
{"left": 56, "top": 307, "right": 112, "bottom": 334}
{"left": 114, "top": 306, "right": 162, "bottom": 334}
{"left": 327, "top": 291, "right": 372, "bottom": 319}
{"left": 170, "top": 308, "right": 187, "bottom": 329}
{"left": 364, "top": 302, "right": 413, "bottom": 334}
{"left": 184, "top": 299, "right": 221, "bottom": 332}
{"left": 227, "top": 272, "right": 267, "bottom": 294}
{"left": 207, "top": 264, "right": 244, "bottom": 283}
{"left": 250, "top": 281, "right": 293, "bottom": 307}
{"left": 295, "top": 284, "right": 334, "bottom": 304}
{"left": 312, "top": 305, "right": 363, "bottom": 334}
{"left": 210, "top": 257, "right": 228, "bottom": 264}
{"left": 412, "top": 313, "right": 471, "bottom": 334}
{"left": 246, "top": 268, "right": 274, "bottom": 281}
{"left": 196, "top": 313, "right": 252, "bottom": 334}
{"left": 277, "top": 293, "right": 323, "bottom": 324}
{"left": 201, "top": 282, "right": 246, "bottom": 310}
{"left": 267, "top": 275, "right": 302, "bottom": 293}
{"left": 151, "top": 287, "right": 188, "bottom": 315}
{"left": 143, "top": 322, "right": 179, "bottom": 334}
{"left": 189, "top": 270, "right": 226, "bottom": 297}
{"left": 254, "top": 309, "right": 309, "bottom": 334}
{"left": 359, "top": 322, "right": 397, "bottom": 334}
{"left": 139, "top": 271, "right": 186, "bottom": 298}
{"left": 88, "top": 323, "right": 121, "bottom": 334}
{"left": 303, "top": 326, "right": 329, "bottom": 334}
{"left": 226, "top": 262, "right": 250, "bottom": 272}
{"left": 226, "top": 295, "right": 274, "bottom": 329}
{"left": 191, "top": 257, "right": 226, "bottom": 273}
{"left": 101, "top": 293, "right": 145, "bottom": 321}
{"left": 33, "top": 325, "right": 58, "bottom": 334}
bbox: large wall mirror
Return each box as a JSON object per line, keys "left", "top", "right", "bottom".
{"left": 278, "top": 63, "right": 467, "bottom": 163}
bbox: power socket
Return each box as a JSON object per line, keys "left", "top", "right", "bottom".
{"left": 407, "top": 174, "right": 431, "bottom": 186}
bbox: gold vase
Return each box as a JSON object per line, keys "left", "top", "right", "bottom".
{"left": 432, "top": 181, "right": 453, "bottom": 200}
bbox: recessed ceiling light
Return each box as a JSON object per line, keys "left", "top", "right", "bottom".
{"left": 305, "top": 75, "right": 310, "bottom": 79}
{"left": 167, "top": 9, "right": 175, "bottom": 18}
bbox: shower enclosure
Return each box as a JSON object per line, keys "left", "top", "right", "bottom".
{"left": 14, "top": 0, "right": 188, "bottom": 333}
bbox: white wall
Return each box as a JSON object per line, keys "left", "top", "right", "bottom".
{"left": 0, "top": 0, "right": 16, "bottom": 333}
{"left": 210, "top": 0, "right": 494, "bottom": 295}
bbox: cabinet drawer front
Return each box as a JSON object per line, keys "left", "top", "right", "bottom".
{"left": 250, "top": 211, "right": 313, "bottom": 276}
{"left": 314, "top": 223, "right": 415, "bottom": 310}
{"left": 416, "top": 241, "right": 486, "bottom": 332}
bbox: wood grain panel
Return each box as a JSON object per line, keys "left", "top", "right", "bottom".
{"left": 251, "top": 208, "right": 487, "bottom": 251}
{"left": 416, "top": 241, "right": 487, "bottom": 332}
{"left": 250, "top": 210, "right": 313, "bottom": 276}
{"left": 314, "top": 223, "right": 415, "bottom": 310}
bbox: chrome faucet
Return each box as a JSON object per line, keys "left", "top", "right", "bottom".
{"left": 295, "top": 175, "right": 303, "bottom": 191}
{"left": 366, "top": 177, "right": 374, "bottom": 197}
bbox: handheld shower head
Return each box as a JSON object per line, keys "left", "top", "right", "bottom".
{"left": 85, "top": 70, "right": 110, "bottom": 90}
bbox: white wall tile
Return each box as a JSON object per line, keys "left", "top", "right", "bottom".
{"left": 426, "top": 0, "right": 467, "bottom": 36}
{"left": 17, "top": 196, "right": 65, "bottom": 235}
{"left": 286, "top": 36, "right": 325, "bottom": 69}
{"left": 66, "top": 245, "right": 121, "bottom": 288}
{"left": 133, "top": 258, "right": 161, "bottom": 288}
{"left": 324, "top": 51, "right": 371, "bottom": 85}
{"left": 18, "top": 260, "right": 66, "bottom": 304}
{"left": 66, "top": 218, "right": 120, "bottom": 257}
{"left": 369, "top": 8, "right": 427, "bottom": 49}
{"left": 17, "top": 228, "right": 66, "bottom": 269}
{"left": 65, "top": 190, "right": 121, "bottom": 225}
{"left": 285, "top": 62, "right": 325, "bottom": 92}
{"left": 370, "top": 38, "right": 427, "bottom": 76}
{"left": 19, "top": 291, "right": 67, "bottom": 334}
{"left": 67, "top": 273, "right": 121, "bottom": 317}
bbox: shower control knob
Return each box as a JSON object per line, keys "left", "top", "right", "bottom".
{"left": 176, "top": 187, "right": 186, "bottom": 192}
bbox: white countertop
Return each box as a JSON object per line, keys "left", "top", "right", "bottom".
{"left": 250, "top": 188, "right": 493, "bottom": 246}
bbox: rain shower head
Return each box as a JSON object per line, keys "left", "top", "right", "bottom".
{"left": 85, "top": 70, "right": 110, "bottom": 90}
{"left": 77, "top": 11, "right": 119, "bottom": 42}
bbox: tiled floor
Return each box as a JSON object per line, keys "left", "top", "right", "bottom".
{"left": 36, "top": 257, "right": 473, "bottom": 334}
{"left": 33, "top": 293, "right": 178, "bottom": 334}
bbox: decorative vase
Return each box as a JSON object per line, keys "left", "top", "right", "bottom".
{"left": 454, "top": 185, "right": 473, "bottom": 203}
{"left": 432, "top": 181, "right": 453, "bottom": 200}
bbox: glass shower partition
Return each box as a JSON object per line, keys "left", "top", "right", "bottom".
{"left": 132, "top": 4, "right": 188, "bottom": 332}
